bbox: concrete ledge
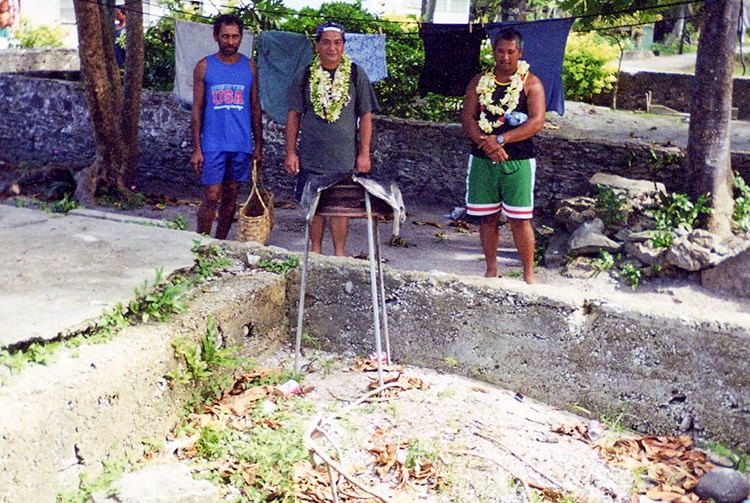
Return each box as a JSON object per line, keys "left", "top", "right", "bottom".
{"left": 0, "top": 48, "right": 80, "bottom": 73}
{"left": 0, "top": 270, "right": 288, "bottom": 503}
{"left": 288, "top": 254, "right": 750, "bottom": 453}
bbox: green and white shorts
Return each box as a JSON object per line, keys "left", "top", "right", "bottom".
{"left": 465, "top": 156, "right": 536, "bottom": 219}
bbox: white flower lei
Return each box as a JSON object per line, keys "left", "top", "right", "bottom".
{"left": 309, "top": 54, "right": 352, "bottom": 123}
{"left": 476, "top": 60, "right": 530, "bottom": 134}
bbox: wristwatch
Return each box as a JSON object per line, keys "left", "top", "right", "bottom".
{"left": 496, "top": 134, "right": 505, "bottom": 146}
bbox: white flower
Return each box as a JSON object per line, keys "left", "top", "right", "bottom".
{"left": 309, "top": 54, "right": 353, "bottom": 123}
{"left": 476, "top": 60, "right": 530, "bottom": 133}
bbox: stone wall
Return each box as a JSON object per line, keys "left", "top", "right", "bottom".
{"left": 2, "top": 75, "right": 749, "bottom": 220}
{"left": 606, "top": 71, "right": 750, "bottom": 120}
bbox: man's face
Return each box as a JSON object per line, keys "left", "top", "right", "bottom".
{"left": 493, "top": 38, "right": 522, "bottom": 74}
{"left": 214, "top": 23, "right": 242, "bottom": 58}
{"left": 315, "top": 31, "right": 345, "bottom": 69}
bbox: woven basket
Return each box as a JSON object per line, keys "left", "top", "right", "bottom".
{"left": 237, "top": 161, "right": 274, "bottom": 244}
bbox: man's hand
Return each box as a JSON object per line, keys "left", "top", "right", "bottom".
{"left": 355, "top": 152, "right": 371, "bottom": 174}
{"left": 190, "top": 149, "right": 204, "bottom": 175}
{"left": 477, "top": 135, "right": 509, "bottom": 163}
{"left": 284, "top": 152, "right": 300, "bottom": 176}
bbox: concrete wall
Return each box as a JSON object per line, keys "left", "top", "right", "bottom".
{"left": 606, "top": 71, "right": 750, "bottom": 120}
{"left": 1, "top": 74, "right": 750, "bottom": 220}
{"left": 285, "top": 254, "right": 750, "bottom": 455}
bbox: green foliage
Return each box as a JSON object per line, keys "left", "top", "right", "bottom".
{"left": 95, "top": 188, "right": 146, "bottom": 210}
{"left": 167, "top": 316, "right": 242, "bottom": 403}
{"left": 129, "top": 268, "right": 188, "bottom": 323}
{"left": 618, "top": 261, "right": 643, "bottom": 290}
{"left": 49, "top": 193, "right": 79, "bottom": 214}
{"left": 703, "top": 442, "right": 749, "bottom": 473}
{"left": 652, "top": 191, "right": 712, "bottom": 233}
{"left": 732, "top": 173, "right": 750, "bottom": 232}
{"left": 163, "top": 214, "right": 187, "bottom": 230}
{"left": 594, "top": 184, "right": 628, "bottom": 227}
{"left": 191, "top": 241, "right": 233, "bottom": 280}
{"left": 143, "top": 16, "right": 177, "bottom": 92}
{"left": 648, "top": 229, "right": 673, "bottom": 249}
{"left": 591, "top": 249, "right": 616, "bottom": 272}
{"left": 56, "top": 453, "right": 129, "bottom": 503}
{"left": 15, "top": 18, "right": 66, "bottom": 48}
{"left": 563, "top": 32, "right": 619, "bottom": 102}
{"left": 257, "top": 255, "right": 300, "bottom": 275}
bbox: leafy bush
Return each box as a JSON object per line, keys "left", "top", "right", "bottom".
{"left": 562, "top": 32, "right": 619, "bottom": 102}
{"left": 733, "top": 173, "right": 750, "bottom": 232}
{"left": 15, "top": 18, "right": 66, "bottom": 48}
{"left": 595, "top": 184, "right": 628, "bottom": 227}
{"left": 652, "top": 191, "right": 712, "bottom": 233}
{"left": 143, "top": 16, "right": 176, "bottom": 92}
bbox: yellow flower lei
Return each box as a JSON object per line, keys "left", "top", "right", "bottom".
{"left": 476, "top": 60, "right": 530, "bottom": 133}
{"left": 309, "top": 54, "right": 352, "bottom": 123}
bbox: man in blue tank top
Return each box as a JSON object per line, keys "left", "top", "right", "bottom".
{"left": 461, "top": 27, "right": 546, "bottom": 284}
{"left": 191, "top": 14, "right": 263, "bottom": 239}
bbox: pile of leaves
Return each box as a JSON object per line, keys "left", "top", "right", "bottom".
{"left": 598, "top": 435, "right": 715, "bottom": 502}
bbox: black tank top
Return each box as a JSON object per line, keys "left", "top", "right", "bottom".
{"left": 471, "top": 79, "right": 535, "bottom": 161}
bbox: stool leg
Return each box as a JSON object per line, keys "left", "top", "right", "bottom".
{"left": 374, "top": 220, "right": 391, "bottom": 366}
{"left": 294, "top": 220, "right": 312, "bottom": 375}
{"left": 365, "top": 193, "right": 384, "bottom": 388}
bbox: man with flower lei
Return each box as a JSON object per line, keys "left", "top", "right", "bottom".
{"left": 285, "top": 22, "right": 380, "bottom": 256}
{"left": 461, "top": 27, "right": 546, "bottom": 284}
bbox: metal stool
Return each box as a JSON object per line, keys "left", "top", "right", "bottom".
{"left": 294, "top": 180, "right": 393, "bottom": 387}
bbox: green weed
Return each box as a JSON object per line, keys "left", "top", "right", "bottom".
{"left": 648, "top": 229, "right": 674, "bottom": 249}
{"left": 733, "top": 172, "right": 750, "bottom": 232}
{"left": 591, "top": 249, "right": 616, "bottom": 273}
{"left": 619, "top": 262, "right": 643, "bottom": 290}
{"left": 257, "top": 255, "right": 300, "bottom": 275}
{"left": 652, "top": 191, "right": 712, "bottom": 233}
{"left": 595, "top": 184, "right": 628, "bottom": 227}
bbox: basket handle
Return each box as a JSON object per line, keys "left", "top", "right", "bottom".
{"left": 242, "top": 160, "right": 268, "bottom": 212}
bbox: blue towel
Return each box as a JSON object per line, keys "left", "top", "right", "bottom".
{"left": 344, "top": 33, "right": 388, "bottom": 83}
{"left": 486, "top": 18, "right": 574, "bottom": 116}
{"left": 257, "top": 31, "right": 313, "bottom": 125}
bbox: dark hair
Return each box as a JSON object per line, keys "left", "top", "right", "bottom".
{"left": 492, "top": 27, "right": 524, "bottom": 51}
{"left": 315, "top": 21, "right": 346, "bottom": 42}
{"left": 213, "top": 14, "right": 243, "bottom": 37}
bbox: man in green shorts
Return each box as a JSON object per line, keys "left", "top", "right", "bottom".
{"left": 461, "top": 27, "right": 546, "bottom": 284}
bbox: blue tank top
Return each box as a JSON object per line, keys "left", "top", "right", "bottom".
{"left": 201, "top": 53, "right": 255, "bottom": 153}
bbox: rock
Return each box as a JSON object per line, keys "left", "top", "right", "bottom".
{"left": 624, "top": 240, "right": 666, "bottom": 266}
{"left": 561, "top": 256, "right": 601, "bottom": 279}
{"left": 555, "top": 196, "right": 598, "bottom": 232}
{"left": 694, "top": 467, "right": 750, "bottom": 503}
{"left": 702, "top": 234, "right": 750, "bottom": 298}
{"left": 569, "top": 219, "right": 622, "bottom": 256}
{"left": 90, "top": 463, "right": 218, "bottom": 503}
{"left": 666, "top": 229, "right": 741, "bottom": 271}
{"left": 589, "top": 172, "right": 666, "bottom": 209}
{"left": 543, "top": 229, "right": 570, "bottom": 268}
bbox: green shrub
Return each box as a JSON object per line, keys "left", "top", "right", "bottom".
{"left": 563, "top": 32, "right": 619, "bottom": 102}
{"left": 15, "top": 18, "right": 66, "bottom": 48}
{"left": 733, "top": 173, "right": 750, "bottom": 232}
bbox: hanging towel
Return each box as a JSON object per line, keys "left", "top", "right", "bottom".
{"left": 418, "top": 24, "right": 486, "bottom": 97}
{"left": 257, "top": 31, "right": 313, "bottom": 125}
{"left": 344, "top": 33, "right": 388, "bottom": 83}
{"left": 174, "top": 20, "right": 255, "bottom": 107}
{"left": 486, "top": 18, "right": 574, "bottom": 116}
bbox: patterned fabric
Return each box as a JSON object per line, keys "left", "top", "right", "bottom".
{"left": 486, "top": 18, "right": 574, "bottom": 116}
{"left": 344, "top": 33, "right": 388, "bottom": 83}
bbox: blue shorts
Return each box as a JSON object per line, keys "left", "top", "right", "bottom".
{"left": 202, "top": 151, "right": 251, "bottom": 186}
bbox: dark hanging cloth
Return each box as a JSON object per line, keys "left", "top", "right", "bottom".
{"left": 486, "top": 18, "right": 574, "bottom": 116}
{"left": 418, "top": 24, "right": 486, "bottom": 97}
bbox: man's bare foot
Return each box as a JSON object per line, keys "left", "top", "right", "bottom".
{"left": 484, "top": 268, "right": 499, "bottom": 278}
{"left": 523, "top": 271, "right": 535, "bottom": 284}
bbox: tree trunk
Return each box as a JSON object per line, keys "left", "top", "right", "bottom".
{"left": 502, "top": 0, "right": 526, "bottom": 21}
{"left": 687, "top": 0, "right": 740, "bottom": 238}
{"left": 73, "top": 0, "right": 143, "bottom": 202}
{"left": 421, "top": 0, "right": 436, "bottom": 22}
{"left": 121, "top": 0, "right": 144, "bottom": 188}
